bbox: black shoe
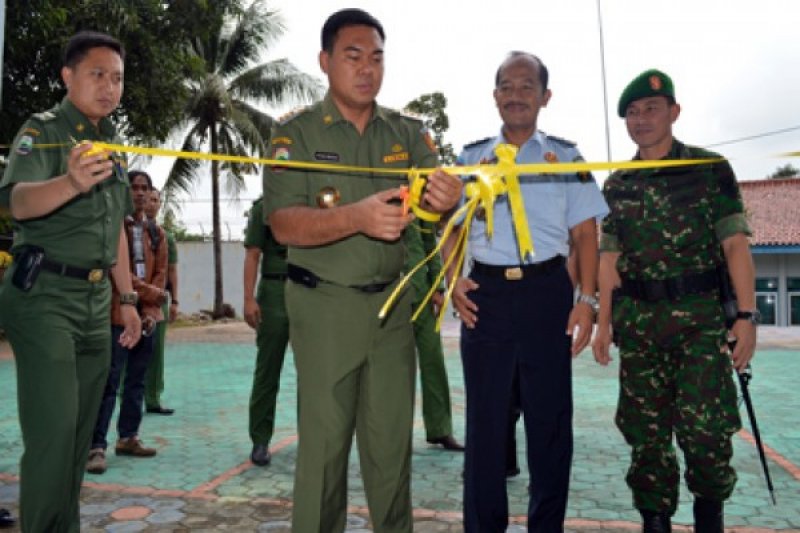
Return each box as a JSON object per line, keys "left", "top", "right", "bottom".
{"left": 251, "top": 444, "right": 271, "bottom": 466}
{"left": 146, "top": 405, "right": 175, "bottom": 415}
{"left": 640, "top": 509, "right": 671, "bottom": 533}
{"left": 426, "top": 435, "right": 465, "bottom": 451}
{"left": 693, "top": 498, "right": 723, "bottom": 533}
{"left": 0, "top": 508, "right": 15, "bottom": 529}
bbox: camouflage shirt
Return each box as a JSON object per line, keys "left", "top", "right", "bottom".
{"left": 600, "top": 139, "right": 750, "bottom": 280}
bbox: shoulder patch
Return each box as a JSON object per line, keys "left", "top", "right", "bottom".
{"left": 32, "top": 111, "right": 57, "bottom": 122}
{"left": 278, "top": 106, "right": 308, "bottom": 125}
{"left": 462, "top": 137, "right": 493, "bottom": 150}
{"left": 545, "top": 133, "right": 576, "bottom": 147}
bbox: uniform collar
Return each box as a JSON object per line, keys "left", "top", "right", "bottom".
{"left": 59, "top": 97, "right": 117, "bottom": 140}
{"left": 320, "top": 92, "right": 385, "bottom": 128}
{"left": 496, "top": 128, "right": 544, "bottom": 149}
{"left": 632, "top": 137, "right": 683, "bottom": 161}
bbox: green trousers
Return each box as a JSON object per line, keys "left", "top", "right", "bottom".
{"left": 614, "top": 295, "right": 740, "bottom": 514}
{"left": 286, "top": 280, "right": 415, "bottom": 533}
{"left": 0, "top": 268, "right": 112, "bottom": 533}
{"left": 412, "top": 299, "right": 453, "bottom": 440}
{"left": 144, "top": 296, "right": 169, "bottom": 409}
{"left": 249, "top": 278, "right": 290, "bottom": 445}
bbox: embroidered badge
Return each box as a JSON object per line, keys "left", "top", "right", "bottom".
{"left": 422, "top": 129, "right": 437, "bottom": 154}
{"left": 383, "top": 152, "right": 409, "bottom": 164}
{"left": 392, "top": 144, "right": 403, "bottom": 153}
{"left": 544, "top": 151, "right": 558, "bottom": 163}
{"left": 323, "top": 115, "right": 333, "bottom": 125}
{"left": 16, "top": 135, "right": 34, "bottom": 156}
{"left": 649, "top": 75, "right": 662, "bottom": 91}
{"left": 271, "top": 136, "right": 293, "bottom": 145}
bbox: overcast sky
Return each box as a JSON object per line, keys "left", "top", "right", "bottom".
{"left": 151, "top": 0, "right": 800, "bottom": 237}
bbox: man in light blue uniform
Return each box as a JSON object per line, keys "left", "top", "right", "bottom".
{"left": 446, "top": 51, "right": 609, "bottom": 532}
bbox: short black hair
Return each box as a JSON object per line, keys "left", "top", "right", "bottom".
{"left": 128, "top": 170, "right": 153, "bottom": 189}
{"left": 321, "top": 8, "right": 385, "bottom": 53}
{"left": 495, "top": 51, "right": 549, "bottom": 92}
{"left": 63, "top": 31, "right": 125, "bottom": 68}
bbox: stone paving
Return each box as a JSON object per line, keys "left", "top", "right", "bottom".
{"left": 0, "top": 323, "right": 799, "bottom": 532}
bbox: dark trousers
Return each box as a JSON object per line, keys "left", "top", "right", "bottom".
{"left": 92, "top": 325, "right": 154, "bottom": 450}
{"left": 461, "top": 265, "right": 574, "bottom": 533}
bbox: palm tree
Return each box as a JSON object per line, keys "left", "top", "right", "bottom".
{"left": 163, "top": 0, "right": 322, "bottom": 318}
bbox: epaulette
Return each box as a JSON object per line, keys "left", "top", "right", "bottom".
{"left": 395, "top": 108, "right": 425, "bottom": 122}
{"left": 277, "top": 106, "right": 308, "bottom": 125}
{"left": 545, "top": 133, "right": 577, "bottom": 148}
{"left": 462, "top": 137, "right": 493, "bottom": 150}
{"left": 31, "top": 110, "right": 57, "bottom": 122}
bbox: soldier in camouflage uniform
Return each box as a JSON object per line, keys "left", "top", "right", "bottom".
{"left": 592, "top": 69, "right": 758, "bottom": 533}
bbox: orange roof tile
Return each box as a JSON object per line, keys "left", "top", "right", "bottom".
{"left": 740, "top": 178, "right": 800, "bottom": 246}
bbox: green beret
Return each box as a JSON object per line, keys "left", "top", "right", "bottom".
{"left": 617, "top": 69, "right": 675, "bottom": 117}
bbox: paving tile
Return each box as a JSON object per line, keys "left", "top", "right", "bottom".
{"left": 1, "top": 327, "right": 798, "bottom": 530}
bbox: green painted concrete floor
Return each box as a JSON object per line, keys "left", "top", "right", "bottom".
{"left": 0, "top": 325, "right": 798, "bottom": 532}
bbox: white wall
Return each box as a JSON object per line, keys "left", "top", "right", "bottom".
{"left": 176, "top": 241, "right": 246, "bottom": 316}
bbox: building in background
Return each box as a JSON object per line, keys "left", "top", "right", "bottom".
{"left": 741, "top": 178, "right": 800, "bottom": 327}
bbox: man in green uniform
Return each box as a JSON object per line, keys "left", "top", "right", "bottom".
{"left": 264, "top": 9, "right": 462, "bottom": 532}
{"left": 242, "top": 196, "right": 290, "bottom": 466}
{"left": 405, "top": 220, "right": 463, "bottom": 451}
{"left": 0, "top": 31, "right": 141, "bottom": 532}
{"left": 144, "top": 188, "right": 178, "bottom": 415}
{"left": 592, "top": 69, "right": 757, "bottom": 533}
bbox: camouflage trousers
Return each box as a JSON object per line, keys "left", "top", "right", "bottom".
{"left": 612, "top": 294, "right": 741, "bottom": 515}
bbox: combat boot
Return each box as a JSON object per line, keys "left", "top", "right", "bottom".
{"left": 640, "top": 509, "right": 671, "bottom": 533}
{"left": 693, "top": 497, "right": 723, "bottom": 533}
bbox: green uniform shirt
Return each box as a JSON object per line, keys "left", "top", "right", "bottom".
{"left": 244, "top": 197, "right": 287, "bottom": 276}
{"left": 0, "top": 97, "right": 132, "bottom": 268}
{"left": 263, "top": 93, "right": 439, "bottom": 286}
{"left": 166, "top": 231, "right": 178, "bottom": 265}
{"left": 405, "top": 220, "right": 444, "bottom": 301}
{"left": 600, "top": 139, "right": 750, "bottom": 280}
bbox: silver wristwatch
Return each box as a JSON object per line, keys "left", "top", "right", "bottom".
{"left": 576, "top": 294, "right": 599, "bottom": 313}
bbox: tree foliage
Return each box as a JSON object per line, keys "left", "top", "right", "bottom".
{"left": 162, "top": 0, "right": 321, "bottom": 317}
{"left": 1, "top": 0, "right": 228, "bottom": 146}
{"left": 404, "top": 92, "right": 456, "bottom": 165}
{"left": 767, "top": 163, "right": 799, "bottom": 179}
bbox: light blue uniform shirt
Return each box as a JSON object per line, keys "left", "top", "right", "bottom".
{"left": 457, "top": 129, "right": 609, "bottom": 265}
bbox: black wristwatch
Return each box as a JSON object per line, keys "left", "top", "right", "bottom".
{"left": 736, "top": 310, "right": 761, "bottom": 325}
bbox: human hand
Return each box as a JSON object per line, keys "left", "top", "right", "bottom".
{"left": 118, "top": 305, "right": 142, "bottom": 348}
{"left": 591, "top": 323, "right": 614, "bottom": 366}
{"left": 141, "top": 315, "right": 157, "bottom": 337}
{"left": 452, "top": 277, "right": 479, "bottom": 329}
{"left": 169, "top": 302, "right": 178, "bottom": 323}
{"left": 351, "top": 188, "right": 413, "bottom": 241}
{"left": 244, "top": 297, "right": 261, "bottom": 329}
{"left": 431, "top": 290, "right": 445, "bottom": 316}
{"left": 729, "top": 320, "right": 757, "bottom": 371}
{"left": 66, "top": 142, "right": 114, "bottom": 193}
{"left": 422, "top": 169, "right": 462, "bottom": 213}
{"left": 567, "top": 303, "right": 593, "bottom": 357}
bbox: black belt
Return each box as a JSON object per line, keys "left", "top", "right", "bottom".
{"left": 287, "top": 264, "right": 394, "bottom": 293}
{"left": 262, "top": 273, "right": 288, "bottom": 281}
{"left": 41, "top": 258, "right": 108, "bottom": 283}
{"left": 470, "top": 256, "right": 565, "bottom": 281}
{"left": 619, "top": 267, "right": 721, "bottom": 302}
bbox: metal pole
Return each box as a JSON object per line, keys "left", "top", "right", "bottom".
{"left": 596, "top": 0, "right": 612, "bottom": 162}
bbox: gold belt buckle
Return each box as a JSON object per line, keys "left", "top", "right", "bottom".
{"left": 87, "top": 269, "right": 104, "bottom": 283}
{"left": 504, "top": 267, "right": 523, "bottom": 281}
